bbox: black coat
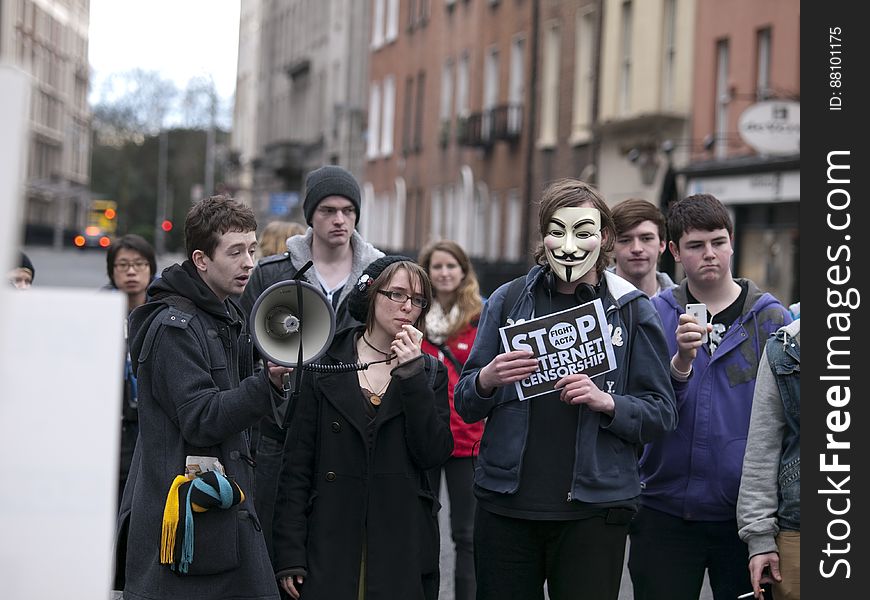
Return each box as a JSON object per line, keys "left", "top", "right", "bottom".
{"left": 272, "top": 327, "right": 453, "bottom": 599}
{"left": 119, "top": 262, "right": 282, "bottom": 600}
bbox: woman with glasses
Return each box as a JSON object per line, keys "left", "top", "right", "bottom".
{"left": 103, "top": 234, "right": 157, "bottom": 505}
{"left": 272, "top": 255, "right": 453, "bottom": 600}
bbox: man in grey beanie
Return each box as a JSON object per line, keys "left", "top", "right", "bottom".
{"left": 239, "top": 164, "right": 383, "bottom": 560}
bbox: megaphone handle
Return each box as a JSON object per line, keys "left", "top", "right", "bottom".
{"left": 282, "top": 372, "right": 292, "bottom": 392}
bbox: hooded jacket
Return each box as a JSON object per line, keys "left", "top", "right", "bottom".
{"left": 454, "top": 266, "right": 677, "bottom": 505}
{"left": 118, "top": 261, "right": 282, "bottom": 600}
{"left": 644, "top": 279, "right": 792, "bottom": 521}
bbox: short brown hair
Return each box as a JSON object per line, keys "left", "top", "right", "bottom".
{"left": 533, "top": 178, "right": 615, "bottom": 275}
{"left": 184, "top": 195, "right": 257, "bottom": 261}
{"left": 612, "top": 198, "right": 666, "bottom": 242}
{"left": 667, "top": 193, "right": 733, "bottom": 246}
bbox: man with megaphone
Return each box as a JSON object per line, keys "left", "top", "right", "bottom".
{"left": 240, "top": 165, "right": 383, "bottom": 560}
{"left": 116, "top": 195, "right": 293, "bottom": 600}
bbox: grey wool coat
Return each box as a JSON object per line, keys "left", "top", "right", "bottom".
{"left": 117, "top": 261, "right": 284, "bottom": 600}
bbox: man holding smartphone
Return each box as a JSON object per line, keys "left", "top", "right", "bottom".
{"left": 628, "top": 193, "right": 792, "bottom": 600}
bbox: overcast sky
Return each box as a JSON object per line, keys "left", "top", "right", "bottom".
{"left": 88, "top": 0, "right": 241, "bottom": 107}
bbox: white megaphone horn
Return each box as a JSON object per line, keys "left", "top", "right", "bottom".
{"left": 249, "top": 277, "right": 336, "bottom": 368}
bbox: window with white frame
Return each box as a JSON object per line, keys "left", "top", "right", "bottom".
{"left": 619, "top": 0, "right": 633, "bottom": 115}
{"left": 571, "top": 8, "right": 595, "bottom": 143}
{"left": 372, "top": 0, "right": 385, "bottom": 48}
{"left": 367, "top": 82, "right": 381, "bottom": 158}
{"left": 714, "top": 40, "right": 731, "bottom": 158}
{"left": 430, "top": 186, "right": 443, "bottom": 239}
{"left": 484, "top": 47, "right": 499, "bottom": 140}
{"left": 487, "top": 192, "right": 501, "bottom": 260}
{"left": 509, "top": 36, "right": 525, "bottom": 133}
{"left": 715, "top": 39, "right": 730, "bottom": 159}
{"left": 457, "top": 51, "right": 470, "bottom": 117}
{"left": 381, "top": 75, "right": 395, "bottom": 156}
{"left": 440, "top": 59, "right": 454, "bottom": 121}
{"left": 505, "top": 189, "right": 523, "bottom": 261}
{"left": 661, "top": 0, "right": 676, "bottom": 109}
{"left": 756, "top": 27, "right": 772, "bottom": 100}
{"left": 538, "top": 23, "right": 560, "bottom": 147}
{"left": 385, "top": 0, "right": 399, "bottom": 43}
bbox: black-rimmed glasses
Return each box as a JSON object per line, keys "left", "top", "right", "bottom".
{"left": 376, "top": 289, "right": 428, "bottom": 309}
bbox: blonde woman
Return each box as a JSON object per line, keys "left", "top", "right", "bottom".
{"left": 257, "top": 220, "right": 306, "bottom": 260}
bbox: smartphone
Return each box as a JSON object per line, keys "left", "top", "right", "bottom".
{"left": 685, "top": 303, "right": 708, "bottom": 344}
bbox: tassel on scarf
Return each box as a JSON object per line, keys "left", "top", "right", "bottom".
{"left": 159, "top": 470, "right": 246, "bottom": 573}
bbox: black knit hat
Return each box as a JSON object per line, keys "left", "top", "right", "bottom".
{"left": 302, "top": 165, "right": 362, "bottom": 226}
{"left": 19, "top": 252, "right": 35, "bottom": 281}
{"left": 347, "top": 255, "right": 413, "bottom": 324}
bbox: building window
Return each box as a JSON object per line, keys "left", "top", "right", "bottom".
{"left": 402, "top": 76, "right": 415, "bottom": 153}
{"left": 661, "top": 0, "right": 676, "bottom": 109}
{"left": 440, "top": 59, "right": 454, "bottom": 121}
{"left": 381, "top": 75, "right": 396, "bottom": 156}
{"left": 414, "top": 72, "right": 426, "bottom": 151}
{"left": 372, "top": 0, "right": 385, "bottom": 48}
{"left": 509, "top": 36, "right": 525, "bottom": 134}
{"left": 571, "top": 8, "right": 595, "bottom": 144}
{"left": 385, "top": 0, "right": 399, "bottom": 42}
{"left": 714, "top": 39, "right": 730, "bottom": 159}
{"left": 430, "top": 186, "right": 443, "bottom": 239}
{"left": 367, "top": 82, "right": 381, "bottom": 158}
{"left": 487, "top": 192, "right": 501, "bottom": 260}
{"left": 483, "top": 46, "right": 499, "bottom": 140}
{"left": 538, "top": 22, "right": 560, "bottom": 148}
{"left": 457, "top": 51, "right": 470, "bottom": 117}
{"left": 505, "top": 189, "right": 523, "bottom": 261}
{"left": 756, "top": 27, "right": 772, "bottom": 100}
{"left": 619, "top": 0, "right": 633, "bottom": 115}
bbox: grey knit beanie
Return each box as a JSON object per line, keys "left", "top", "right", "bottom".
{"left": 302, "top": 165, "right": 361, "bottom": 226}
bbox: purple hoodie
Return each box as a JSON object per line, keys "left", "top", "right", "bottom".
{"left": 643, "top": 279, "right": 792, "bottom": 521}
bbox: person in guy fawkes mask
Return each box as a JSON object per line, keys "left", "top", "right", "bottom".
{"left": 453, "top": 178, "right": 678, "bottom": 600}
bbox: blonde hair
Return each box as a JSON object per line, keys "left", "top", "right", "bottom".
{"left": 257, "top": 220, "right": 307, "bottom": 259}
{"left": 418, "top": 239, "right": 483, "bottom": 339}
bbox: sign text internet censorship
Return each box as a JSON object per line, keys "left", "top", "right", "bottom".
{"left": 499, "top": 299, "right": 616, "bottom": 401}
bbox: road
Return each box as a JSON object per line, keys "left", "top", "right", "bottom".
{"left": 23, "top": 245, "right": 183, "bottom": 290}
{"left": 27, "top": 245, "right": 713, "bottom": 600}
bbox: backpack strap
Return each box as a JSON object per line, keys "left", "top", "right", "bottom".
{"left": 498, "top": 276, "right": 527, "bottom": 326}
{"left": 422, "top": 353, "right": 438, "bottom": 389}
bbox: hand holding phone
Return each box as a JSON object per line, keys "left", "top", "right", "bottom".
{"left": 685, "top": 303, "right": 709, "bottom": 344}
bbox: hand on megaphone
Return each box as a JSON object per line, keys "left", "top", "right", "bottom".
{"left": 266, "top": 362, "right": 294, "bottom": 391}
{"left": 391, "top": 325, "right": 424, "bottom": 366}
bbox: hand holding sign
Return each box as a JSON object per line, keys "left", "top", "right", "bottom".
{"left": 554, "top": 373, "right": 615, "bottom": 416}
{"left": 477, "top": 350, "right": 540, "bottom": 396}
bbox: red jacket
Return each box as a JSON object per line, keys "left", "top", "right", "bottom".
{"left": 423, "top": 321, "right": 483, "bottom": 457}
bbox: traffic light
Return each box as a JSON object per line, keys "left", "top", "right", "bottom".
{"left": 161, "top": 219, "right": 173, "bottom": 232}
{"left": 104, "top": 207, "right": 116, "bottom": 220}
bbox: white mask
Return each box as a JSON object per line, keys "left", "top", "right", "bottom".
{"left": 543, "top": 207, "right": 602, "bottom": 283}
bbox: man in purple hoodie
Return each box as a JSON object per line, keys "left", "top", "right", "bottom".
{"left": 628, "top": 193, "right": 791, "bottom": 600}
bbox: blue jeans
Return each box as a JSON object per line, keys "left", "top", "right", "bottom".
{"left": 628, "top": 506, "right": 763, "bottom": 600}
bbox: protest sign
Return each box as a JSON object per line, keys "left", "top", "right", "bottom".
{"left": 499, "top": 298, "right": 616, "bottom": 401}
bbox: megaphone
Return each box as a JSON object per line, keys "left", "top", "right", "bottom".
{"left": 249, "top": 279, "right": 336, "bottom": 368}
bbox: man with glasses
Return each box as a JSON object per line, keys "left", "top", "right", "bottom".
{"left": 103, "top": 234, "right": 158, "bottom": 504}
{"left": 239, "top": 164, "right": 383, "bottom": 559}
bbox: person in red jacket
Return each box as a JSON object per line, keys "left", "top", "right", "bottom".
{"left": 419, "top": 240, "right": 484, "bottom": 600}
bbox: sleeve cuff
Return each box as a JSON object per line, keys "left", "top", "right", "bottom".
{"left": 391, "top": 355, "right": 424, "bottom": 379}
{"left": 670, "top": 356, "right": 692, "bottom": 381}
